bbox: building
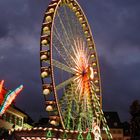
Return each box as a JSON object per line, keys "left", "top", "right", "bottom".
{"left": 0, "top": 80, "right": 33, "bottom": 139}
{"left": 0, "top": 105, "right": 33, "bottom": 130}
{"left": 122, "top": 122, "right": 131, "bottom": 140}
{"left": 102, "top": 112, "right": 130, "bottom": 140}
{"left": 0, "top": 80, "right": 32, "bottom": 130}
{"left": 0, "top": 105, "right": 33, "bottom": 139}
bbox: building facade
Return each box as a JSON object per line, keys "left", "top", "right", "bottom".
{"left": 102, "top": 112, "right": 130, "bottom": 140}
{"left": 0, "top": 105, "right": 32, "bottom": 130}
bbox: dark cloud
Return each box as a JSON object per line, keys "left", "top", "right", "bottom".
{"left": 0, "top": 0, "right": 48, "bottom": 120}
{"left": 101, "top": 56, "right": 140, "bottom": 121}
{"left": 80, "top": 0, "right": 140, "bottom": 121}
{"left": 82, "top": 0, "right": 140, "bottom": 53}
{"left": 0, "top": 0, "right": 140, "bottom": 122}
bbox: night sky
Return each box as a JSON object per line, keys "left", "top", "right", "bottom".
{"left": 0, "top": 0, "right": 140, "bottom": 122}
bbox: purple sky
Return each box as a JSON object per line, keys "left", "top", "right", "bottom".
{"left": 0, "top": 0, "right": 140, "bottom": 122}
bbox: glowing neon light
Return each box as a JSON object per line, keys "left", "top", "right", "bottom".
{"left": 89, "top": 67, "right": 94, "bottom": 80}
{"left": 71, "top": 39, "right": 92, "bottom": 102}
{"left": 0, "top": 80, "right": 4, "bottom": 93}
{"left": 0, "top": 85, "right": 23, "bottom": 115}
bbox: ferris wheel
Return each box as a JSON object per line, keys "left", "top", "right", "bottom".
{"left": 40, "top": 0, "right": 112, "bottom": 139}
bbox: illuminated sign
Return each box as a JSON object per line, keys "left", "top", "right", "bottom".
{"left": 0, "top": 80, "right": 4, "bottom": 93}
{"left": 0, "top": 80, "right": 23, "bottom": 115}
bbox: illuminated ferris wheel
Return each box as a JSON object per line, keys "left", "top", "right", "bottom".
{"left": 40, "top": 0, "right": 112, "bottom": 139}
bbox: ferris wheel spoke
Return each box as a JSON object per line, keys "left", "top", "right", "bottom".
{"left": 53, "top": 29, "right": 74, "bottom": 67}
{"left": 56, "top": 11, "right": 78, "bottom": 60}
{"left": 48, "top": 59, "right": 75, "bottom": 74}
{"left": 53, "top": 44, "right": 71, "bottom": 68}
{"left": 53, "top": 26, "right": 70, "bottom": 55}
{"left": 64, "top": 6, "right": 75, "bottom": 45}
{"left": 56, "top": 76, "right": 77, "bottom": 91}
{"left": 56, "top": 11, "right": 73, "bottom": 47}
{"left": 53, "top": 24, "right": 78, "bottom": 67}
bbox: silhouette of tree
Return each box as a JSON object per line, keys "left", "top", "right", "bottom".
{"left": 129, "top": 100, "right": 140, "bottom": 139}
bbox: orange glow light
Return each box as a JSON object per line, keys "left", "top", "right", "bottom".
{"left": 0, "top": 80, "right": 4, "bottom": 93}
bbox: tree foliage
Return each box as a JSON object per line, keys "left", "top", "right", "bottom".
{"left": 130, "top": 100, "right": 140, "bottom": 139}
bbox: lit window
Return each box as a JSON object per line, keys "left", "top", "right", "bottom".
{"left": 16, "top": 117, "right": 19, "bottom": 126}
{"left": 114, "top": 122, "right": 118, "bottom": 127}
{"left": 6, "top": 112, "right": 10, "bottom": 122}
{"left": 106, "top": 115, "right": 110, "bottom": 119}
{"left": 19, "top": 118, "right": 22, "bottom": 126}
{"left": 11, "top": 115, "right": 15, "bottom": 124}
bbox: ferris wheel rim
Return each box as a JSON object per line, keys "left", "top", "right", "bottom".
{"left": 40, "top": 0, "right": 102, "bottom": 130}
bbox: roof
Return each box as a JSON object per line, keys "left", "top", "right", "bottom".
{"left": 104, "top": 111, "right": 122, "bottom": 128}
{"left": 11, "top": 127, "right": 95, "bottom": 139}
{"left": 7, "top": 106, "right": 28, "bottom": 118}
{"left": 12, "top": 105, "right": 34, "bottom": 124}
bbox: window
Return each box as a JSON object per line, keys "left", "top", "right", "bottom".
{"left": 118, "top": 130, "right": 122, "bottom": 134}
{"left": 112, "top": 130, "right": 116, "bottom": 134}
{"left": 19, "top": 118, "right": 22, "bottom": 126}
{"left": 114, "top": 122, "right": 118, "bottom": 127}
{"left": 5, "top": 112, "right": 10, "bottom": 122}
{"left": 16, "top": 117, "right": 19, "bottom": 126}
{"left": 2, "top": 113, "right": 6, "bottom": 120}
{"left": 11, "top": 115, "right": 15, "bottom": 124}
{"left": 106, "top": 115, "right": 110, "bottom": 119}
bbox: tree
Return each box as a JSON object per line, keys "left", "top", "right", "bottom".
{"left": 129, "top": 100, "right": 140, "bottom": 139}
